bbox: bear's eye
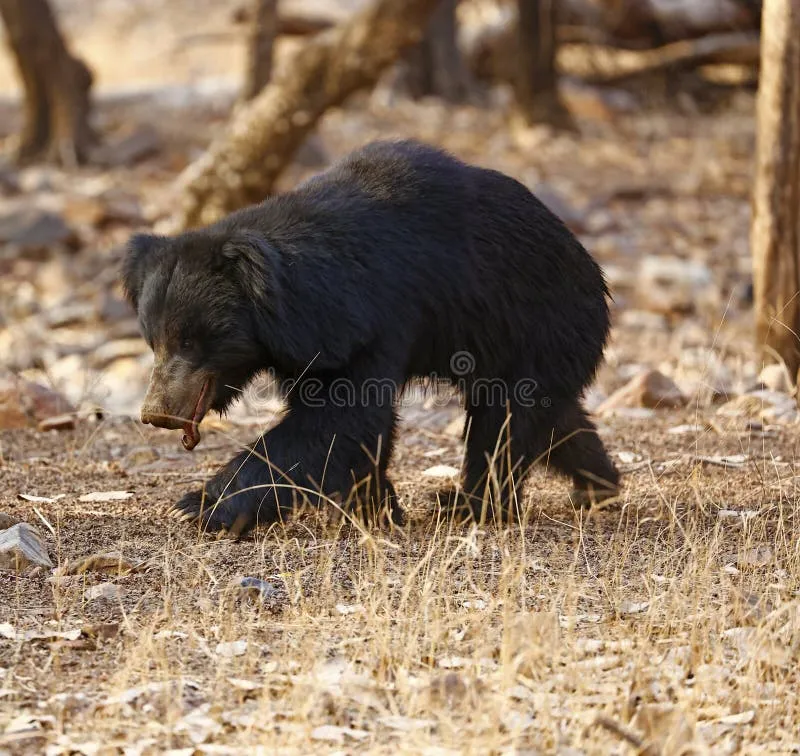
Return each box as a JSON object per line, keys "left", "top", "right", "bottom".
{"left": 180, "top": 337, "right": 194, "bottom": 351}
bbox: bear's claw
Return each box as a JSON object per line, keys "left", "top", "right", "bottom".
{"left": 170, "top": 488, "right": 257, "bottom": 536}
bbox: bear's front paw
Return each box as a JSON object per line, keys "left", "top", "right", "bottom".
{"left": 169, "top": 483, "right": 273, "bottom": 537}
{"left": 170, "top": 489, "right": 223, "bottom": 529}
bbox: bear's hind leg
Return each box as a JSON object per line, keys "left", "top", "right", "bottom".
{"left": 461, "top": 399, "right": 533, "bottom": 523}
{"left": 347, "top": 410, "right": 405, "bottom": 527}
{"left": 543, "top": 400, "right": 620, "bottom": 505}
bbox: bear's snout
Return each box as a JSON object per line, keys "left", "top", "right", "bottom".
{"left": 140, "top": 400, "right": 183, "bottom": 430}
{"left": 140, "top": 361, "right": 188, "bottom": 430}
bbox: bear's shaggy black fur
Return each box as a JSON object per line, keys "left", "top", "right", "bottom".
{"left": 123, "top": 140, "right": 619, "bottom": 534}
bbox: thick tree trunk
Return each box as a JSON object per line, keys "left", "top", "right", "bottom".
{"left": 241, "top": 0, "right": 278, "bottom": 101}
{"left": 169, "top": 0, "right": 439, "bottom": 231}
{"left": 0, "top": 0, "right": 93, "bottom": 166}
{"left": 515, "top": 0, "right": 574, "bottom": 129}
{"left": 752, "top": 0, "right": 800, "bottom": 377}
{"left": 404, "top": 0, "right": 469, "bottom": 101}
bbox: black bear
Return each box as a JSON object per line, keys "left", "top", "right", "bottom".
{"left": 123, "top": 140, "right": 619, "bottom": 535}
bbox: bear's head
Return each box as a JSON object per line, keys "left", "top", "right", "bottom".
{"left": 122, "top": 229, "right": 280, "bottom": 450}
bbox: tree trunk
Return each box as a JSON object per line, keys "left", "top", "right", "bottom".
{"left": 752, "top": 0, "right": 800, "bottom": 377}
{"left": 0, "top": 0, "right": 93, "bottom": 166}
{"left": 241, "top": 0, "right": 278, "bottom": 101}
{"left": 169, "top": 0, "right": 439, "bottom": 231}
{"left": 515, "top": 0, "right": 574, "bottom": 129}
{"left": 404, "top": 0, "right": 469, "bottom": 101}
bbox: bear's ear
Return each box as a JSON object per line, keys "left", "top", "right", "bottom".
{"left": 221, "top": 231, "right": 281, "bottom": 305}
{"left": 122, "top": 233, "right": 167, "bottom": 310}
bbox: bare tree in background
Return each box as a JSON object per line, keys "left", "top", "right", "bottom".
{"left": 0, "top": 0, "right": 93, "bottom": 165}
{"left": 515, "top": 0, "right": 573, "bottom": 129}
{"left": 170, "top": 0, "right": 439, "bottom": 231}
{"left": 405, "top": 0, "right": 469, "bottom": 101}
{"left": 242, "top": 0, "right": 278, "bottom": 101}
{"left": 752, "top": 0, "right": 800, "bottom": 376}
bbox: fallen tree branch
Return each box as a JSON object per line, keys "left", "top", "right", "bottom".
{"left": 166, "top": 0, "right": 439, "bottom": 230}
{"left": 470, "top": 24, "right": 760, "bottom": 85}
{"left": 560, "top": 30, "right": 761, "bottom": 83}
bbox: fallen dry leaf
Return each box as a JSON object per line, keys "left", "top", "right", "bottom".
{"left": 422, "top": 464, "right": 460, "bottom": 478}
{"left": 378, "top": 715, "right": 436, "bottom": 732}
{"left": 227, "top": 677, "right": 261, "bottom": 691}
{"left": 77, "top": 491, "right": 134, "bottom": 503}
{"left": 695, "top": 454, "right": 748, "bottom": 468}
{"left": 335, "top": 603, "right": 363, "bottom": 615}
{"left": 17, "top": 493, "right": 65, "bottom": 504}
{"left": 60, "top": 551, "right": 141, "bottom": 576}
{"left": 310, "top": 725, "right": 369, "bottom": 743}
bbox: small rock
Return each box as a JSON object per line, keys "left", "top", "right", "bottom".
{"left": 96, "top": 124, "right": 161, "bottom": 166}
{"left": 121, "top": 446, "right": 160, "bottom": 469}
{"left": 561, "top": 80, "right": 638, "bottom": 123}
{"left": 81, "top": 622, "right": 121, "bottom": 640}
{"left": 1, "top": 280, "right": 38, "bottom": 319}
{"left": 758, "top": 364, "right": 793, "bottom": 394}
{"left": 0, "top": 512, "right": 20, "bottom": 529}
{"left": 44, "top": 302, "right": 96, "bottom": 328}
{"left": 17, "top": 166, "right": 60, "bottom": 193}
{"left": 90, "top": 339, "right": 149, "bottom": 369}
{"left": 0, "top": 371, "right": 75, "bottom": 430}
{"left": 738, "top": 545, "right": 773, "bottom": 570}
{"left": 0, "top": 523, "right": 53, "bottom": 570}
{"left": 0, "top": 207, "right": 73, "bottom": 256}
{"left": 717, "top": 390, "right": 798, "bottom": 424}
{"left": 90, "top": 355, "right": 152, "bottom": 416}
{"left": 443, "top": 415, "right": 465, "bottom": 437}
{"left": 0, "top": 320, "right": 54, "bottom": 371}
{"left": 85, "top": 582, "right": 126, "bottom": 602}
{"left": 670, "top": 347, "right": 733, "bottom": 403}
{"left": 237, "top": 576, "right": 279, "bottom": 601}
{"left": 215, "top": 640, "right": 248, "bottom": 658}
{"left": 98, "top": 295, "right": 135, "bottom": 325}
{"left": 602, "top": 263, "right": 637, "bottom": 293}
{"left": 618, "top": 309, "right": 669, "bottom": 331}
{"left": 597, "top": 370, "right": 686, "bottom": 415}
{"left": 100, "top": 190, "right": 144, "bottom": 225}
{"left": 62, "top": 195, "right": 106, "bottom": 228}
{"left": 0, "top": 165, "right": 20, "bottom": 196}
{"left": 637, "top": 256, "right": 717, "bottom": 316}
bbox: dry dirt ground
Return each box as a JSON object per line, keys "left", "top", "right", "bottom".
{"left": 1, "top": 403, "right": 799, "bottom": 754}
{"left": 1, "top": 3, "right": 800, "bottom": 754}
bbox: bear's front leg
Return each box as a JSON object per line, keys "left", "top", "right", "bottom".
{"left": 171, "top": 381, "right": 400, "bottom": 535}
{"left": 172, "top": 437, "right": 296, "bottom": 535}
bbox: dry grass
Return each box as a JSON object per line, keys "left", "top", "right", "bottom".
{"left": 1, "top": 407, "right": 799, "bottom": 755}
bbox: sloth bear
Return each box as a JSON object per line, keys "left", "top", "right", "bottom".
{"left": 122, "top": 140, "right": 619, "bottom": 535}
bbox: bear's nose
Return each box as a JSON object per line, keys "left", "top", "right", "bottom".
{"left": 140, "top": 408, "right": 156, "bottom": 425}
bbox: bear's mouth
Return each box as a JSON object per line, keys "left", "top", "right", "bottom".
{"left": 181, "top": 377, "right": 213, "bottom": 451}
